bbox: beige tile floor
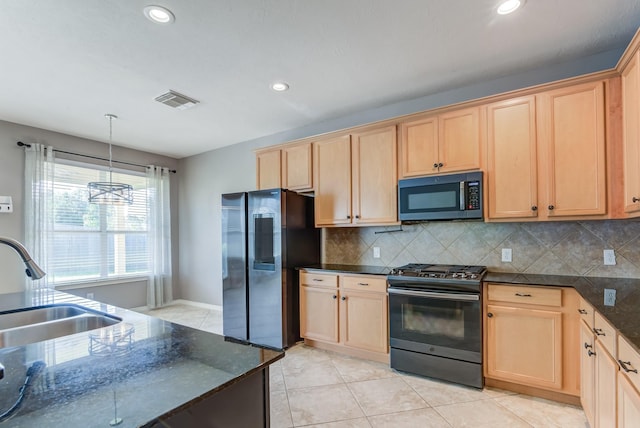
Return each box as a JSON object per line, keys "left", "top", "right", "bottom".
{"left": 140, "top": 303, "right": 588, "bottom": 428}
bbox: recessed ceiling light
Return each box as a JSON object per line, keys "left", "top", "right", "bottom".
{"left": 271, "top": 82, "right": 290, "bottom": 92}
{"left": 497, "top": 0, "right": 525, "bottom": 15}
{"left": 143, "top": 5, "right": 175, "bottom": 24}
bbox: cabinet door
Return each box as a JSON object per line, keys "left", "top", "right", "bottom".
{"left": 399, "top": 116, "right": 439, "bottom": 177}
{"left": 622, "top": 51, "right": 640, "bottom": 215}
{"left": 486, "top": 305, "right": 563, "bottom": 390}
{"left": 314, "top": 135, "right": 352, "bottom": 226}
{"left": 340, "top": 289, "right": 388, "bottom": 354}
{"left": 580, "top": 320, "right": 596, "bottom": 427}
{"left": 595, "top": 339, "right": 618, "bottom": 428}
{"left": 486, "top": 96, "right": 539, "bottom": 219}
{"left": 537, "top": 81, "right": 606, "bottom": 217}
{"left": 618, "top": 372, "right": 640, "bottom": 428}
{"left": 351, "top": 126, "right": 398, "bottom": 225}
{"left": 300, "top": 285, "right": 339, "bottom": 343}
{"left": 438, "top": 107, "right": 481, "bottom": 173}
{"left": 283, "top": 143, "right": 313, "bottom": 191}
{"left": 256, "top": 150, "right": 281, "bottom": 190}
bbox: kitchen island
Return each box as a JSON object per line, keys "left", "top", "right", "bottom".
{"left": 0, "top": 290, "right": 283, "bottom": 427}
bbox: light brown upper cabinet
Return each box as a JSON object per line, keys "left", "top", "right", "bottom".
{"left": 399, "top": 106, "right": 481, "bottom": 178}
{"left": 486, "top": 80, "right": 607, "bottom": 221}
{"left": 256, "top": 142, "right": 313, "bottom": 191}
{"left": 536, "top": 80, "right": 607, "bottom": 219}
{"left": 622, "top": 50, "right": 640, "bottom": 216}
{"left": 486, "top": 96, "right": 538, "bottom": 219}
{"left": 256, "top": 149, "right": 281, "bottom": 190}
{"left": 314, "top": 125, "right": 398, "bottom": 227}
{"left": 282, "top": 142, "right": 313, "bottom": 191}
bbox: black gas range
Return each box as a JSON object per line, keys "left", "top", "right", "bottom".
{"left": 387, "top": 263, "right": 486, "bottom": 291}
{"left": 387, "top": 263, "right": 487, "bottom": 389}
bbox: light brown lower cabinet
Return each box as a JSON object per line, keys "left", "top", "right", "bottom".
{"left": 483, "top": 283, "right": 580, "bottom": 403}
{"left": 618, "top": 372, "right": 640, "bottom": 427}
{"left": 299, "top": 271, "right": 389, "bottom": 363}
{"left": 595, "top": 338, "right": 619, "bottom": 427}
{"left": 580, "top": 319, "right": 596, "bottom": 425}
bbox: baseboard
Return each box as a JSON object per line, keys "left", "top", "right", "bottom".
{"left": 169, "top": 299, "right": 223, "bottom": 312}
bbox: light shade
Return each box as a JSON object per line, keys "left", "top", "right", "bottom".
{"left": 88, "top": 182, "right": 134, "bottom": 205}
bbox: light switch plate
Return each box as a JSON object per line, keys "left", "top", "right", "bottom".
{"left": 0, "top": 196, "right": 13, "bottom": 213}
{"left": 501, "top": 248, "right": 512, "bottom": 262}
{"left": 373, "top": 247, "right": 380, "bottom": 259}
{"left": 604, "top": 249, "right": 616, "bottom": 265}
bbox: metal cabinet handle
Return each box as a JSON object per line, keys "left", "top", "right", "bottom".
{"left": 341, "top": 296, "right": 346, "bottom": 301}
{"left": 346, "top": 215, "right": 351, "bottom": 219}
{"left": 588, "top": 350, "right": 596, "bottom": 357}
{"left": 619, "top": 360, "right": 638, "bottom": 374}
{"left": 593, "top": 328, "right": 606, "bottom": 336}
{"left": 531, "top": 206, "right": 538, "bottom": 211}
{"left": 633, "top": 197, "right": 640, "bottom": 203}
{"left": 357, "top": 283, "right": 369, "bottom": 286}
{"left": 584, "top": 342, "right": 593, "bottom": 350}
{"left": 433, "top": 163, "right": 439, "bottom": 168}
{"left": 355, "top": 215, "right": 360, "bottom": 219}
{"left": 332, "top": 295, "right": 337, "bottom": 299}
{"left": 313, "top": 278, "right": 324, "bottom": 282}
{"left": 487, "top": 313, "right": 493, "bottom": 318}
{"left": 578, "top": 309, "right": 588, "bottom": 314}
{"left": 515, "top": 293, "right": 532, "bottom": 297}
{"left": 548, "top": 205, "right": 555, "bottom": 210}
{"left": 438, "top": 162, "right": 444, "bottom": 168}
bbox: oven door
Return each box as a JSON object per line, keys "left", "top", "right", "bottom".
{"left": 388, "top": 287, "right": 482, "bottom": 363}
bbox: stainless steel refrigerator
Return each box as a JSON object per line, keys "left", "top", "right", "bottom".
{"left": 221, "top": 189, "right": 320, "bottom": 349}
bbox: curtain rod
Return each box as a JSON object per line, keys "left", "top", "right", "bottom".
{"left": 16, "top": 141, "right": 177, "bottom": 173}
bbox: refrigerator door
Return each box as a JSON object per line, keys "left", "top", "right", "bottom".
{"left": 221, "top": 192, "right": 248, "bottom": 342}
{"left": 248, "top": 189, "right": 283, "bottom": 349}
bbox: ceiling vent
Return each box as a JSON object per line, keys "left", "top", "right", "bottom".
{"left": 154, "top": 90, "right": 200, "bottom": 110}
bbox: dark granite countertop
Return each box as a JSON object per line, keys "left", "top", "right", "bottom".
{"left": 300, "top": 264, "right": 391, "bottom": 276}
{"left": 486, "top": 272, "right": 640, "bottom": 355}
{"left": 0, "top": 290, "right": 283, "bottom": 427}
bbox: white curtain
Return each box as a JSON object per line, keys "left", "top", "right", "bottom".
{"left": 147, "top": 166, "right": 173, "bottom": 308}
{"left": 23, "top": 143, "right": 54, "bottom": 290}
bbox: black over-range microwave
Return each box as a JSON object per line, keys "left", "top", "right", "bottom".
{"left": 398, "top": 171, "right": 483, "bottom": 221}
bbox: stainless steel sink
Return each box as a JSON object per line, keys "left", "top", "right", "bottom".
{"left": 0, "top": 304, "right": 122, "bottom": 348}
{"left": 0, "top": 305, "right": 89, "bottom": 330}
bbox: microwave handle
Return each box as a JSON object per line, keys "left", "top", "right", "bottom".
{"left": 460, "top": 182, "right": 465, "bottom": 211}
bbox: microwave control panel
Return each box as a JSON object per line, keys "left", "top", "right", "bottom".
{"left": 465, "top": 181, "right": 481, "bottom": 210}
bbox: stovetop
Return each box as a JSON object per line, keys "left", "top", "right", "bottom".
{"left": 388, "top": 263, "right": 487, "bottom": 281}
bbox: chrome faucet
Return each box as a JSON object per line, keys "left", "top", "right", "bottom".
{"left": 0, "top": 237, "right": 46, "bottom": 280}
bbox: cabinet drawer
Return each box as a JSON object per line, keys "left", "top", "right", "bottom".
{"left": 300, "top": 272, "right": 338, "bottom": 288}
{"left": 577, "top": 296, "right": 595, "bottom": 329}
{"left": 594, "top": 312, "right": 617, "bottom": 357}
{"left": 618, "top": 336, "right": 640, "bottom": 393}
{"left": 341, "top": 275, "right": 387, "bottom": 293}
{"left": 487, "top": 284, "right": 562, "bottom": 307}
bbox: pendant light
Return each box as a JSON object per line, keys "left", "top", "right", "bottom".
{"left": 87, "top": 114, "right": 133, "bottom": 205}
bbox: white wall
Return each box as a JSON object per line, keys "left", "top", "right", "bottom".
{"left": 0, "top": 120, "right": 179, "bottom": 307}
{"left": 177, "top": 47, "right": 625, "bottom": 306}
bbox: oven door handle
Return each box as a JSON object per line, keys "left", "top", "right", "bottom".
{"left": 388, "top": 288, "right": 479, "bottom": 301}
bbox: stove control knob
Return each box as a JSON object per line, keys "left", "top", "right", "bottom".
{"left": 470, "top": 274, "right": 477, "bottom": 279}
{"left": 459, "top": 273, "right": 467, "bottom": 278}
{"left": 452, "top": 273, "right": 458, "bottom": 278}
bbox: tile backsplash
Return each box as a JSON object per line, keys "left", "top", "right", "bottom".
{"left": 322, "top": 220, "right": 640, "bottom": 278}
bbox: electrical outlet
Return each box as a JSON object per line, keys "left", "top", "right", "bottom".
{"left": 604, "top": 249, "right": 616, "bottom": 265}
{"left": 86, "top": 293, "right": 94, "bottom": 300}
{"left": 501, "top": 248, "right": 512, "bottom": 263}
{"left": 373, "top": 247, "right": 381, "bottom": 259}
{"left": 604, "top": 288, "right": 616, "bottom": 306}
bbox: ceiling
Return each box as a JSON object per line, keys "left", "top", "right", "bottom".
{"left": 1, "top": 1, "right": 640, "bottom": 159}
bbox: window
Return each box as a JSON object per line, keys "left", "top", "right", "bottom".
{"left": 48, "top": 160, "right": 150, "bottom": 285}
